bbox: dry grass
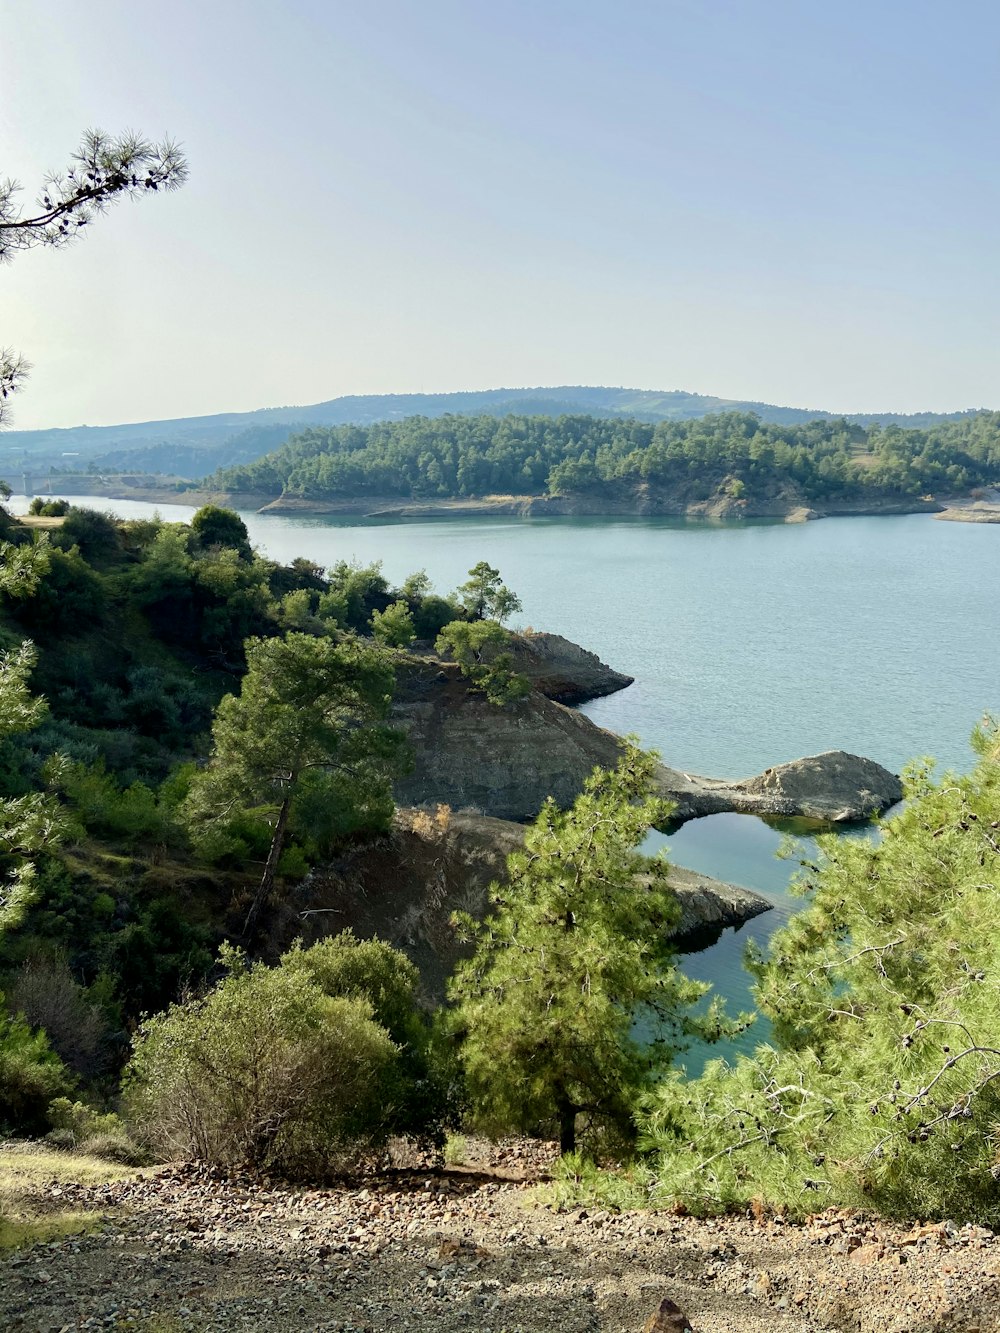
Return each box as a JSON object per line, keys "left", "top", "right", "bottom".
{"left": 0, "top": 1142, "right": 145, "bottom": 1251}
{"left": 15, "top": 515, "right": 66, "bottom": 529}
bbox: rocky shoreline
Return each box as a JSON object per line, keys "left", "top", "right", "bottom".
{"left": 258, "top": 491, "right": 946, "bottom": 524}
{"left": 391, "top": 655, "right": 903, "bottom": 828}
{"left": 19, "top": 478, "right": 991, "bottom": 525}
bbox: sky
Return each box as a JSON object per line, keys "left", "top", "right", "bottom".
{"left": 2, "top": 0, "right": 999, "bottom": 429}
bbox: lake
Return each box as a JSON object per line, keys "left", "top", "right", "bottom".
{"left": 11, "top": 496, "right": 1000, "bottom": 1066}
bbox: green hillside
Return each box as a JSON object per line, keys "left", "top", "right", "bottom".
{"left": 208, "top": 409, "right": 1000, "bottom": 506}
{"left": 1, "top": 386, "right": 986, "bottom": 487}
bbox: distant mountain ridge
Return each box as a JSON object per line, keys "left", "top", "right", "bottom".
{"left": 0, "top": 385, "right": 986, "bottom": 484}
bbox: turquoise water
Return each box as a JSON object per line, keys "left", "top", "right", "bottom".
{"left": 13, "top": 496, "right": 1000, "bottom": 1061}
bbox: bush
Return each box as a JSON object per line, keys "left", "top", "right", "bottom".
{"left": 28, "top": 498, "right": 70, "bottom": 517}
{"left": 411, "top": 593, "right": 461, "bottom": 641}
{"left": 52, "top": 507, "right": 122, "bottom": 564}
{"left": 77, "top": 1131, "right": 147, "bottom": 1164}
{"left": 124, "top": 947, "right": 398, "bottom": 1176}
{"left": 47, "top": 1095, "right": 121, "bottom": 1140}
{"left": 370, "top": 600, "right": 415, "bottom": 648}
{"left": 282, "top": 934, "right": 461, "bottom": 1146}
{"left": 57, "top": 761, "right": 180, "bottom": 846}
{"left": 190, "top": 506, "right": 251, "bottom": 559}
{"left": 0, "top": 1003, "right": 72, "bottom": 1133}
{"left": 9, "top": 955, "right": 111, "bottom": 1079}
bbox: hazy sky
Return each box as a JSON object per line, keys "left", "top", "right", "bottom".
{"left": 2, "top": 0, "right": 999, "bottom": 429}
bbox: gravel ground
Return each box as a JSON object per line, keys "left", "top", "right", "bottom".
{"left": 2, "top": 1145, "right": 1000, "bottom": 1333}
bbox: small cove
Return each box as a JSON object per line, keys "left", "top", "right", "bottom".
{"left": 11, "top": 495, "right": 1000, "bottom": 1059}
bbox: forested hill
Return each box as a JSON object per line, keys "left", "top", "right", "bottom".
{"left": 207, "top": 409, "right": 1000, "bottom": 506}
{"left": 0, "top": 385, "right": 986, "bottom": 485}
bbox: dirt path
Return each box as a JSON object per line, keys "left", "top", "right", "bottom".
{"left": 2, "top": 1149, "right": 999, "bottom": 1332}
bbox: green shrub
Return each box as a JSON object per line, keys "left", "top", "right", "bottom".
{"left": 282, "top": 934, "right": 460, "bottom": 1145}
{"left": 47, "top": 1096, "right": 122, "bottom": 1142}
{"left": 45, "top": 1098, "right": 146, "bottom": 1162}
{"left": 411, "top": 593, "right": 460, "bottom": 641}
{"left": 124, "top": 947, "right": 398, "bottom": 1176}
{"left": 57, "top": 761, "right": 179, "bottom": 846}
{"left": 370, "top": 600, "right": 415, "bottom": 648}
{"left": 0, "top": 1004, "right": 72, "bottom": 1133}
{"left": 52, "top": 508, "right": 122, "bottom": 564}
{"left": 27, "top": 498, "right": 70, "bottom": 517}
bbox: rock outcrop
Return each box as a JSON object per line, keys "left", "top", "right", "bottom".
{"left": 392, "top": 661, "right": 903, "bottom": 827}
{"left": 662, "top": 864, "right": 772, "bottom": 937}
{"left": 392, "top": 659, "right": 624, "bottom": 820}
{"left": 656, "top": 750, "right": 904, "bottom": 824}
{"left": 505, "top": 630, "right": 634, "bottom": 704}
{"left": 289, "top": 809, "right": 771, "bottom": 1000}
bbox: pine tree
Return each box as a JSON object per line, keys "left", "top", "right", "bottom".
{"left": 449, "top": 743, "right": 732, "bottom": 1155}
{"left": 183, "top": 633, "right": 404, "bottom": 937}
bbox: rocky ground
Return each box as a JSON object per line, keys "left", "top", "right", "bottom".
{"left": 2, "top": 1142, "right": 999, "bottom": 1333}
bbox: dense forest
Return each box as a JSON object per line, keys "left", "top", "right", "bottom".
{"left": 207, "top": 409, "right": 1000, "bottom": 504}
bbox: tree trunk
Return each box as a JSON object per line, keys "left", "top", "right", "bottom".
{"left": 243, "top": 795, "right": 291, "bottom": 939}
{"left": 557, "top": 1093, "right": 576, "bottom": 1156}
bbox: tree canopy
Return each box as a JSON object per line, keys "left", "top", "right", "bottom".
{"left": 1, "top": 128, "right": 188, "bottom": 428}
{"left": 207, "top": 409, "right": 1000, "bottom": 508}
{"left": 639, "top": 721, "right": 1000, "bottom": 1224}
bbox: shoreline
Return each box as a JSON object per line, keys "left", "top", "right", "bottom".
{"left": 11, "top": 479, "right": 981, "bottom": 523}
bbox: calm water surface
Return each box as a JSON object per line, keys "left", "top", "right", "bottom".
{"left": 14, "top": 497, "right": 1000, "bottom": 1064}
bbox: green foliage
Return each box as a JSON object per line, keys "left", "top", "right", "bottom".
{"left": 457, "top": 562, "right": 522, "bottom": 624}
{"left": 27, "top": 498, "right": 70, "bottom": 517}
{"left": 47, "top": 1097, "right": 123, "bottom": 1143}
{"left": 44, "top": 1097, "right": 145, "bottom": 1163}
{"left": 0, "top": 536, "right": 50, "bottom": 601}
{"left": 282, "top": 932, "right": 459, "bottom": 1142}
{"left": 435, "top": 620, "right": 530, "bottom": 707}
{"left": 55, "top": 761, "right": 181, "bottom": 847}
{"left": 14, "top": 545, "right": 106, "bottom": 637}
{"left": 370, "top": 599, "right": 416, "bottom": 648}
{"left": 0, "top": 1003, "right": 72, "bottom": 1133}
{"left": 326, "top": 560, "right": 389, "bottom": 631}
{"left": 189, "top": 505, "right": 251, "bottom": 559}
{"left": 124, "top": 947, "right": 398, "bottom": 1175}
{"left": 276, "top": 588, "right": 321, "bottom": 633}
{"left": 51, "top": 507, "right": 122, "bottom": 565}
{"left": 0, "top": 642, "right": 64, "bottom": 935}
{"left": 400, "top": 570, "right": 432, "bottom": 599}
{"left": 638, "top": 722, "right": 1000, "bottom": 1225}
{"left": 130, "top": 523, "right": 274, "bottom": 664}
{"left": 410, "top": 592, "right": 460, "bottom": 641}
{"left": 448, "top": 745, "right": 734, "bottom": 1155}
{"left": 209, "top": 409, "right": 1000, "bottom": 507}
{"left": 183, "top": 633, "right": 404, "bottom": 930}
